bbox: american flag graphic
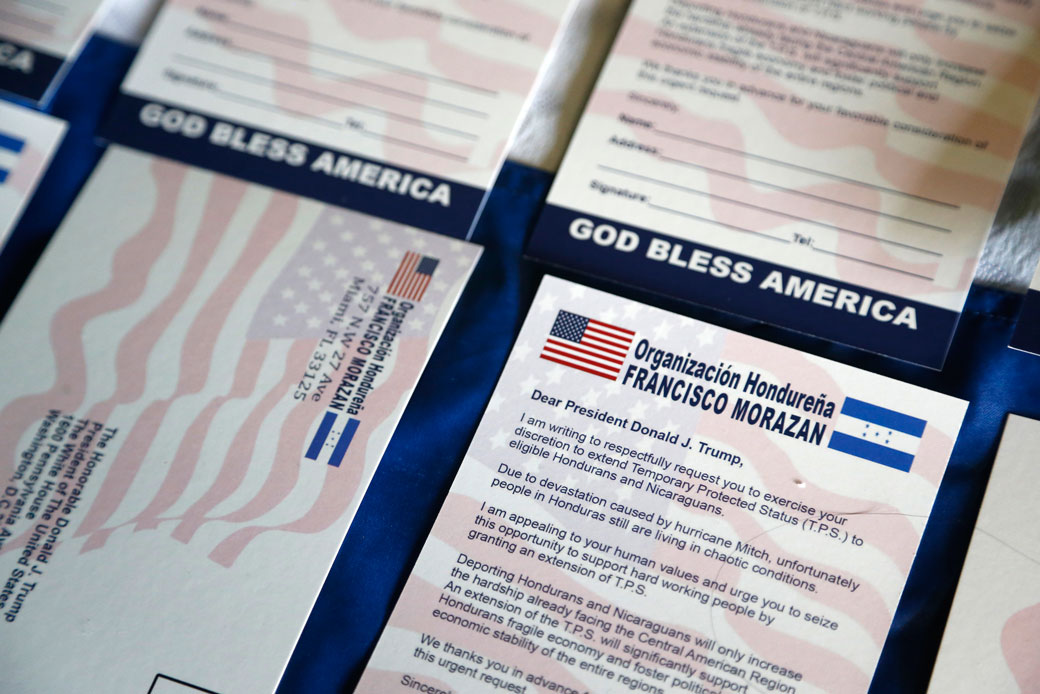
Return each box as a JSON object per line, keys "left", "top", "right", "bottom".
{"left": 0, "top": 130, "right": 25, "bottom": 185}
{"left": 388, "top": 251, "right": 438, "bottom": 301}
{"left": 539, "top": 310, "right": 635, "bottom": 380}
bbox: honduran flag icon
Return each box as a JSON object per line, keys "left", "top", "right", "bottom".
{"left": 827, "top": 397, "right": 926, "bottom": 472}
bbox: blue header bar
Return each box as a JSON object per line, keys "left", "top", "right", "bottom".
{"left": 101, "top": 94, "right": 487, "bottom": 239}
{"left": 526, "top": 204, "right": 960, "bottom": 368}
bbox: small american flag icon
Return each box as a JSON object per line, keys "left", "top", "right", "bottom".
{"left": 387, "top": 251, "right": 438, "bottom": 301}
{"left": 540, "top": 310, "right": 635, "bottom": 380}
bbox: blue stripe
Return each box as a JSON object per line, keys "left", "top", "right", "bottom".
{"left": 305, "top": 411, "right": 338, "bottom": 460}
{"left": 0, "top": 132, "right": 24, "bottom": 154}
{"left": 828, "top": 431, "right": 914, "bottom": 472}
{"left": 840, "top": 397, "right": 926, "bottom": 437}
{"left": 0, "top": 169, "right": 7, "bottom": 185}
{"left": 327, "top": 418, "right": 360, "bottom": 468}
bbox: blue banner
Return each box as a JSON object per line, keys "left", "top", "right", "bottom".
{"left": 101, "top": 94, "right": 486, "bottom": 238}
{"left": 0, "top": 38, "right": 64, "bottom": 104}
{"left": 526, "top": 204, "right": 960, "bottom": 368}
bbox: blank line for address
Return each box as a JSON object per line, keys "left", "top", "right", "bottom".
{"left": 214, "top": 89, "right": 469, "bottom": 161}
{"left": 172, "top": 54, "right": 479, "bottom": 140}
{"left": 223, "top": 43, "right": 489, "bottom": 118}
{"left": 658, "top": 154, "right": 952, "bottom": 233}
{"left": 812, "top": 247, "right": 934, "bottom": 280}
{"left": 646, "top": 202, "right": 790, "bottom": 245}
{"left": 214, "top": 16, "right": 498, "bottom": 96}
{"left": 599, "top": 165, "right": 942, "bottom": 259}
{"left": 654, "top": 129, "right": 959, "bottom": 209}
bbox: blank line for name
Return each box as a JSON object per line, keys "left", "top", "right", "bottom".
{"left": 215, "top": 89, "right": 468, "bottom": 162}
{"left": 658, "top": 154, "right": 952, "bottom": 234}
{"left": 654, "top": 129, "right": 959, "bottom": 209}
{"left": 599, "top": 165, "right": 942, "bottom": 259}
{"left": 215, "top": 16, "right": 498, "bottom": 96}
{"left": 357, "top": 130, "right": 468, "bottom": 162}
{"left": 646, "top": 202, "right": 790, "bottom": 245}
{"left": 812, "top": 247, "right": 934, "bottom": 281}
{"left": 223, "top": 44, "right": 489, "bottom": 118}
{"left": 172, "top": 54, "right": 479, "bottom": 140}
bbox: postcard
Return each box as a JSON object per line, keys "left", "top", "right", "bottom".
{"left": 527, "top": 0, "right": 1040, "bottom": 367}
{"left": 0, "top": 100, "right": 65, "bottom": 247}
{"left": 927, "top": 414, "right": 1040, "bottom": 693}
{"left": 0, "top": 145, "right": 480, "bottom": 693}
{"left": 105, "top": 0, "right": 573, "bottom": 237}
{"left": 358, "top": 275, "right": 967, "bottom": 694}
{"left": 0, "top": 0, "right": 112, "bottom": 103}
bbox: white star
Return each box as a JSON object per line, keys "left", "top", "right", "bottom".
{"left": 339, "top": 230, "right": 354, "bottom": 242}
{"left": 601, "top": 307, "right": 618, "bottom": 323}
{"left": 582, "top": 388, "right": 601, "bottom": 407}
{"left": 604, "top": 380, "right": 623, "bottom": 396}
{"left": 334, "top": 268, "right": 349, "bottom": 280}
{"left": 297, "top": 266, "right": 313, "bottom": 278}
{"left": 318, "top": 291, "right": 333, "bottom": 303}
{"left": 330, "top": 214, "right": 344, "bottom": 226}
{"left": 653, "top": 320, "right": 672, "bottom": 340}
{"left": 352, "top": 247, "right": 367, "bottom": 257}
{"left": 546, "top": 365, "right": 565, "bottom": 385}
{"left": 307, "top": 279, "right": 322, "bottom": 291}
{"left": 569, "top": 284, "right": 587, "bottom": 300}
{"left": 362, "top": 260, "right": 375, "bottom": 272}
{"left": 615, "top": 486, "right": 633, "bottom": 501}
{"left": 490, "top": 429, "right": 508, "bottom": 449}
{"left": 432, "top": 280, "right": 448, "bottom": 293}
{"left": 520, "top": 374, "right": 539, "bottom": 392}
{"left": 487, "top": 393, "right": 505, "bottom": 412}
{"left": 635, "top": 437, "right": 654, "bottom": 454}
{"left": 369, "top": 220, "right": 384, "bottom": 230}
{"left": 697, "top": 326, "right": 717, "bottom": 347}
{"left": 513, "top": 341, "right": 532, "bottom": 362}
{"left": 377, "top": 233, "right": 391, "bottom": 244}
{"left": 323, "top": 255, "right": 337, "bottom": 267}
{"left": 623, "top": 303, "right": 641, "bottom": 320}
{"left": 564, "top": 475, "right": 578, "bottom": 487}
{"left": 628, "top": 401, "right": 648, "bottom": 419}
{"left": 536, "top": 292, "right": 558, "bottom": 313}
{"left": 524, "top": 458, "right": 540, "bottom": 474}
{"left": 423, "top": 302, "right": 437, "bottom": 315}
{"left": 456, "top": 254, "right": 472, "bottom": 266}
{"left": 294, "top": 301, "right": 309, "bottom": 314}
{"left": 281, "top": 288, "right": 295, "bottom": 300}
{"left": 412, "top": 318, "right": 424, "bottom": 331}
{"left": 385, "top": 247, "right": 398, "bottom": 258}
{"left": 312, "top": 240, "right": 327, "bottom": 252}
{"left": 372, "top": 271, "right": 385, "bottom": 283}
{"left": 306, "top": 316, "right": 322, "bottom": 329}
{"left": 272, "top": 314, "right": 287, "bottom": 326}
{"left": 413, "top": 237, "right": 428, "bottom": 249}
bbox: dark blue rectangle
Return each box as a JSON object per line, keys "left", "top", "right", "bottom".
{"left": 101, "top": 94, "right": 487, "bottom": 238}
{"left": 1011, "top": 288, "right": 1040, "bottom": 356}
{"left": 840, "top": 397, "right": 926, "bottom": 437}
{"left": 526, "top": 204, "right": 960, "bottom": 368}
{"left": 305, "top": 411, "right": 338, "bottom": 460}
{"left": 0, "top": 169, "right": 7, "bottom": 185}
{"left": 328, "top": 418, "right": 360, "bottom": 468}
{"left": 0, "top": 132, "right": 24, "bottom": 154}
{"left": 417, "top": 256, "right": 439, "bottom": 275}
{"left": 0, "top": 38, "right": 65, "bottom": 104}
{"left": 828, "top": 431, "right": 914, "bottom": 472}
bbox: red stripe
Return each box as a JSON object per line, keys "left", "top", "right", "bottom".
{"left": 542, "top": 345, "right": 622, "bottom": 373}
{"left": 413, "top": 274, "right": 431, "bottom": 301}
{"left": 580, "top": 335, "right": 630, "bottom": 357}
{"left": 588, "top": 318, "right": 635, "bottom": 336}
{"left": 545, "top": 338, "right": 624, "bottom": 365}
{"left": 540, "top": 354, "right": 617, "bottom": 380}
{"left": 584, "top": 327, "right": 633, "bottom": 348}
{"left": 387, "top": 252, "right": 413, "bottom": 295}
